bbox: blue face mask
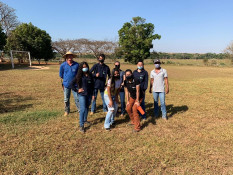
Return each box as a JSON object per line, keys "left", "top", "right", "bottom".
{"left": 138, "top": 66, "right": 143, "bottom": 70}
{"left": 155, "top": 64, "right": 160, "bottom": 69}
{"left": 82, "top": 68, "right": 88, "bottom": 72}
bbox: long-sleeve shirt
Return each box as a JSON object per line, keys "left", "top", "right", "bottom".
{"left": 90, "top": 63, "right": 110, "bottom": 89}
{"left": 59, "top": 61, "right": 79, "bottom": 88}
{"left": 70, "top": 75, "right": 94, "bottom": 96}
{"left": 133, "top": 69, "right": 148, "bottom": 92}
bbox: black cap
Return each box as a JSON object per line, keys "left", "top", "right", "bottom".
{"left": 153, "top": 59, "right": 161, "bottom": 64}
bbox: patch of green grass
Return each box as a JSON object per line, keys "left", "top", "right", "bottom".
{"left": 0, "top": 111, "right": 60, "bottom": 125}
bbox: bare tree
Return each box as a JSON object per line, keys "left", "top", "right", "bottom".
{"left": 83, "top": 39, "right": 118, "bottom": 58}
{"left": 52, "top": 39, "right": 75, "bottom": 57}
{"left": 224, "top": 41, "right": 233, "bottom": 57}
{"left": 0, "top": 1, "right": 20, "bottom": 35}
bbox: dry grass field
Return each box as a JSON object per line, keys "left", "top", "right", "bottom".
{"left": 0, "top": 62, "right": 233, "bottom": 174}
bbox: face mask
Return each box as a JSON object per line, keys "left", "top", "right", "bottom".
{"left": 99, "top": 59, "right": 104, "bottom": 63}
{"left": 82, "top": 68, "right": 88, "bottom": 72}
{"left": 155, "top": 64, "right": 160, "bottom": 69}
{"left": 126, "top": 75, "right": 133, "bottom": 80}
{"left": 115, "top": 65, "right": 120, "bottom": 69}
{"left": 114, "top": 75, "right": 120, "bottom": 79}
{"left": 138, "top": 66, "right": 143, "bottom": 70}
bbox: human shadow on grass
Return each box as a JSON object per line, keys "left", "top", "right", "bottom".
{"left": 0, "top": 92, "right": 33, "bottom": 113}
{"left": 141, "top": 103, "right": 189, "bottom": 129}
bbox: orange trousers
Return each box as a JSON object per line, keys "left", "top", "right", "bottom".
{"left": 126, "top": 97, "right": 143, "bottom": 131}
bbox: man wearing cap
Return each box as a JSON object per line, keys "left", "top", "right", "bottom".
{"left": 59, "top": 51, "right": 80, "bottom": 116}
{"left": 90, "top": 54, "right": 110, "bottom": 114}
{"left": 149, "top": 59, "right": 169, "bottom": 120}
{"left": 133, "top": 60, "right": 148, "bottom": 120}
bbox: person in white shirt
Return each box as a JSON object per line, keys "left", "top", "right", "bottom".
{"left": 103, "top": 69, "right": 121, "bottom": 131}
{"left": 149, "top": 59, "right": 169, "bottom": 120}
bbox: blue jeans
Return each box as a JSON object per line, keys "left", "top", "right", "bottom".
{"left": 139, "top": 95, "right": 146, "bottom": 119}
{"left": 64, "top": 87, "right": 80, "bottom": 113}
{"left": 91, "top": 88, "right": 107, "bottom": 112}
{"left": 119, "top": 91, "right": 126, "bottom": 115}
{"left": 153, "top": 92, "right": 167, "bottom": 118}
{"left": 78, "top": 94, "right": 92, "bottom": 127}
{"left": 104, "top": 95, "right": 118, "bottom": 129}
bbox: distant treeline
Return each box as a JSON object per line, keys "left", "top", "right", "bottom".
{"left": 150, "top": 52, "right": 229, "bottom": 60}
{"left": 53, "top": 52, "right": 230, "bottom": 60}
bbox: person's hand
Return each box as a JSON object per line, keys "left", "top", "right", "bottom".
{"left": 149, "top": 89, "right": 152, "bottom": 93}
{"left": 92, "top": 96, "right": 95, "bottom": 100}
{"left": 78, "top": 88, "right": 84, "bottom": 93}
{"left": 166, "top": 89, "right": 169, "bottom": 94}
{"left": 135, "top": 101, "right": 140, "bottom": 107}
{"left": 96, "top": 73, "right": 99, "bottom": 77}
{"left": 126, "top": 101, "right": 130, "bottom": 106}
{"left": 108, "top": 100, "right": 113, "bottom": 108}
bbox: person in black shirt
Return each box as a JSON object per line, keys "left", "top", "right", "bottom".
{"left": 71, "top": 62, "right": 94, "bottom": 133}
{"left": 124, "top": 69, "right": 144, "bottom": 132}
{"left": 133, "top": 60, "right": 148, "bottom": 120}
{"left": 89, "top": 54, "right": 110, "bottom": 115}
{"left": 114, "top": 61, "right": 125, "bottom": 117}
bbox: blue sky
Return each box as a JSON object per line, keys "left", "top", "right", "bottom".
{"left": 2, "top": 0, "right": 233, "bottom": 53}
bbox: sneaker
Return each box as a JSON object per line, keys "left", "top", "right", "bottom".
{"left": 105, "top": 128, "right": 111, "bottom": 131}
{"left": 79, "top": 126, "right": 85, "bottom": 133}
{"left": 120, "top": 114, "right": 124, "bottom": 117}
{"left": 90, "top": 112, "right": 94, "bottom": 116}
{"left": 64, "top": 112, "right": 69, "bottom": 116}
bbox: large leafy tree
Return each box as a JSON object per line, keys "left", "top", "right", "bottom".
{"left": 6, "top": 22, "right": 54, "bottom": 63}
{"left": 118, "top": 16, "right": 161, "bottom": 64}
{"left": 0, "top": 25, "right": 6, "bottom": 50}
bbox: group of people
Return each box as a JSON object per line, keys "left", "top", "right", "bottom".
{"left": 59, "top": 51, "right": 169, "bottom": 133}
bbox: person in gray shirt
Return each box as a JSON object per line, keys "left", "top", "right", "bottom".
{"left": 149, "top": 59, "right": 169, "bottom": 120}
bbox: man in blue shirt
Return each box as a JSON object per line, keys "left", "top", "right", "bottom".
{"left": 59, "top": 51, "right": 80, "bottom": 116}
{"left": 90, "top": 54, "right": 110, "bottom": 115}
{"left": 133, "top": 60, "right": 148, "bottom": 120}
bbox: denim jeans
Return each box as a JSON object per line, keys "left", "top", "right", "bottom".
{"left": 119, "top": 91, "right": 126, "bottom": 115}
{"left": 104, "top": 95, "right": 118, "bottom": 129}
{"left": 64, "top": 87, "right": 80, "bottom": 113}
{"left": 78, "top": 94, "right": 92, "bottom": 127}
{"left": 139, "top": 95, "right": 146, "bottom": 119}
{"left": 91, "top": 88, "right": 107, "bottom": 112}
{"left": 153, "top": 92, "right": 167, "bottom": 118}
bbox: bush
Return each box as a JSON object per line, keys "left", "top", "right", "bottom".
{"left": 203, "top": 58, "right": 209, "bottom": 66}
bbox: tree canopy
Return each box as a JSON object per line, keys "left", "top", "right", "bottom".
{"left": 118, "top": 16, "right": 161, "bottom": 64}
{"left": 6, "top": 22, "right": 54, "bottom": 62}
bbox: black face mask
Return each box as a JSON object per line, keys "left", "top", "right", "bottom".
{"left": 99, "top": 59, "right": 104, "bottom": 63}
{"left": 114, "top": 75, "right": 120, "bottom": 79}
{"left": 115, "top": 65, "right": 120, "bottom": 69}
{"left": 126, "top": 75, "right": 133, "bottom": 80}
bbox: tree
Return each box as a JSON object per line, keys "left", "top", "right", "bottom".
{"left": 224, "top": 41, "right": 233, "bottom": 57}
{"left": 118, "top": 16, "right": 161, "bottom": 64}
{"left": 0, "top": 1, "right": 20, "bottom": 36}
{"left": 0, "top": 24, "right": 6, "bottom": 50}
{"left": 6, "top": 22, "right": 54, "bottom": 64}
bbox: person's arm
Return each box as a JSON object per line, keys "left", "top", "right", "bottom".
{"left": 149, "top": 78, "right": 154, "bottom": 93}
{"left": 107, "top": 85, "right": 113, "bottom": 107}
{"left": 125, "top": 86, "right": 130, "bottom": 106}
{"left": 59, "top": 64, "right": 64, "bottom": 79}
{"left": 90, "top": 64, "right": 99, "bottom": 77}
{"left": 107, "top": 66, "right": 111, "bottom": 80}
{"left": 144, "top": 71, "right": 148, "bottom": 91}
{"left": 135, "top": 85, "right": 140, "bottom": 106}
{"left": 165, "top": 77, "right": 169, "bottom": 94}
